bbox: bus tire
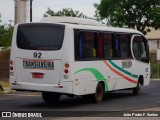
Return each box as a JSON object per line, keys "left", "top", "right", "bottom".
{"left": 132, "top": 81, "right": 140, "bottom": 95}
{"left": 94, "top": 82, "right": 104, "bottom": 103}
{"left": 85, "top": 82, "right": 104, "bottom": 103}
{"left": 42, "top": 92, "right": 60, "bottom": 103}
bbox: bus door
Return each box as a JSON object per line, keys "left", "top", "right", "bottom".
{"left": 113, "top": 34, "right": 134, "bottom": 89}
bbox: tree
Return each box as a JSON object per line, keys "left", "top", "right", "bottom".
{"left": 0, "top": 25, "right": 13, "bottom": 48}
{"left": 0, "top": 14, "right": 1, "bottom": 23}
{"left": 0, "top": 14, "right": 13, "bottom": 48}
{"left": 95, "top": 0, "right": 160, "bottom": 34}
{"left": 44, "top": 8, "right": 87, "bottom": 18}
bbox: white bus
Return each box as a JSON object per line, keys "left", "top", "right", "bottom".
{"left": 10, "top": 17, "right": 150, "bottom": 103}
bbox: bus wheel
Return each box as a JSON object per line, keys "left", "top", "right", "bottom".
{"left": 42, "top": 92, "right": 60, "bottom": 103}
{"left": 132, "top": 82, "right": 140, "bottom": 95}
{"left": 83, "top": 82, "right": 104, "bottom": 103}
{"left": 94, "top": 82, "right": 104, "bottom": 103}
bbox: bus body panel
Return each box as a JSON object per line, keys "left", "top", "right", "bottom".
{"left": 15, "top": 58, "right": 62, "bottom": 84}
{"left": 10, "top": 24, "right": 74, "bottom": 94}
{"left": 72, "top": 77, "right": 98, "bottom": 95}
{"left": 74, "top": 60, "right": 142, "bottom": 91}
{"left": 9, "top": 79, "right": 73, "bottom": 94}
{"left": 73, "top": 59, "right": 150, "bottom": 95}
{"left": 10, "top": 21, "right": 150, "bottom": 96}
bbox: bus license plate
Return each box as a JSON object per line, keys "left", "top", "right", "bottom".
{"left": 23, "top": 59, "right": 54, "bottom": 70}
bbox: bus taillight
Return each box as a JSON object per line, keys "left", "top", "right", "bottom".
{"left": 64, "top": 63, "right": 69, "bottom": 74}
{"left": 10, "top": 60, "right": 13, "bottom": 71}
{"left": 10, "top": 60, "right": 14, "bottom": 76}
{"left": 65, "top": 63, "right": 69, "bottom": 68}
{"left": 64, "top": 69, "right": 69, "bottom": 74}
{"left": 64, "top": 63, "right": 69, "bottom": 79}
{"left": 10, "top": 66, "right": 13, "bottom": 71}
{"left": 10, "top": 61, "right": 13, "bottom": 65}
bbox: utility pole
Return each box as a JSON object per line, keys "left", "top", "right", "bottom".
{"left": 14, "top": 0, "right": 27, "bottom": 25}
{"left": 30, "top": 0, "right": 33, "bottom": 22}
{"left": 8, "top": 20, "right": 14, "bottom": 26}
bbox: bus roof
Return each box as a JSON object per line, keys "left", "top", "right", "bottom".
{"left": 40, "top": 16, "right": 142, "bottom": 35}
{"left": 41, "top": 16, "right": 105, "bottom": 26}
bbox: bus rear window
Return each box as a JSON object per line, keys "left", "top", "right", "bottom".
{"left": 17, "top": 23, "right": 65, "bottom": 50}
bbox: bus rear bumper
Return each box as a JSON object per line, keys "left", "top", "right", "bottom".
{"left": 9, "top": 78, "right": 73, "bottom": 94}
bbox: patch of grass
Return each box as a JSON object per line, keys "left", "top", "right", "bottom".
{"left": 0, "top": 80, "right": 9, "bottom": 88}
{"left": 0, "top": 80, "right": 15, "bottom": 93}
{"left": 0, "top": 80, "right": 9, "bottom": 93}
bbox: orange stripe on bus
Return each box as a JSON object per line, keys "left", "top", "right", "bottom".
{"left": 103, "top": 60, "right": 137, "bottom": 84}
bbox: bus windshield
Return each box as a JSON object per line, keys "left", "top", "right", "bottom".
{"left": 17, "top": 23, "right": 65, "bottom": 51}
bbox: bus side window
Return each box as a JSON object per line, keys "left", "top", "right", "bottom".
{"left": 115, "top": 34, "right": 121, "bottom": 58}
{"left": 79, "top": 32, "right": 84, "bottom": 59}
{"left": 103, "top": 33, "right": 114, "bottom": 59}
{"left": 94, "top": 32, "right": 98, "bottom": 58}
{"left": 74, "top": 29, "right": 80, "bottom": 60}
{"left": 84, "top": 32, "right": 98, "bottom": 59}
{"left": 119, "top": 34, "right": 131, "bottom": 59}
{"left": 132, "top": 36, "right": 149, "bottom": 63}
{"left": 98, "top": 33, "right": 103, "bottom": 59}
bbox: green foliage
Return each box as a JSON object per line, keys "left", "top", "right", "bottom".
{"left": 0, "top": 14, "right": 13, "bottom": 48}
{"left": 0, "top": 25, "right": 13, "bottom": 48}
{"left": 44, "top": 8, "right": 88, "bottom": 18}
{"left": 95, "top": 0, "right": 160, "bottom": 34}
{"left": 149, "top": 50, "right": 158, "bottom": 79}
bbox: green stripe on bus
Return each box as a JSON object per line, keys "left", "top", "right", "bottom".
{"left": 109, "top": 60, "right": 138, "bottom": 78}
{"left": 75, "top": 68, "right": 109, "bottom": 91}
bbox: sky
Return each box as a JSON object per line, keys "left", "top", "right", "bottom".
{"left": 0, "top": 0, "right": 100, "bottom": 25}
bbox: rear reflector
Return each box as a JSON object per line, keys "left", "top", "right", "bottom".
{"left": 55, "top": 86, "right": 63, "bottom": 88}
{"left": 32, "top": 73, "right": 44, "bottom": 78}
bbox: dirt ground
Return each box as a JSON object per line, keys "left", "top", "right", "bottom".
{"left": 0, "top": 69, "right": 9, "bottom": 81}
